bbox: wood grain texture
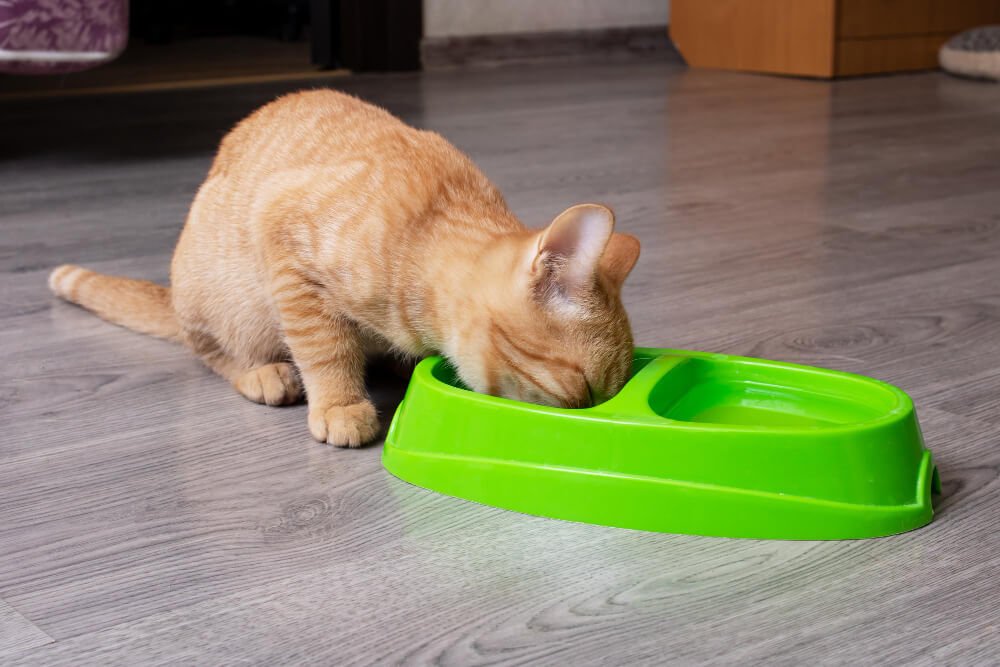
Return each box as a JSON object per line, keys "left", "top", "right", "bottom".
{"left": 670, "top": 0, "right": 837, "bottom": 78}
{"left": 838, "top": 0, "right": 932, "bottom": 38}
{"left": 672, "top": 0, "right": 1000, "bottom": 78}
{"left": 0, "top": 600, "right": 51, "bottom": 658}
{"left": 835, "top": 35, "right": 946, "bottom": 76}
{"left": 2, "top": 60, "right": 1000, "bottom": 664}
{"left": 833, "top": 0, "right": 1000, "bottom": 76}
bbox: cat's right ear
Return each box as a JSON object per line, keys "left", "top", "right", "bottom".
{"left": 599, "top": 232, "right": 641, "bottom": 292}
{"left": 531, "top": 203, "right": 615, "bottom": 303}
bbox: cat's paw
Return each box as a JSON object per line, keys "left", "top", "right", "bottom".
{"left": 308, "top": 400, "right": 380, "bottom": 447}
{"left": 235, "top": 363, "right": 303, "bottom": 406}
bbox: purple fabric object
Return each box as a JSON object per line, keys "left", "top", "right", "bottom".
{"left": 0, "top": 0, "right": 128, "bottom": 74}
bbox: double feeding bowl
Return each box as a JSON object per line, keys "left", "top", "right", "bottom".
{"left": 383, "top": 348, "right": 938, "bottom": 540}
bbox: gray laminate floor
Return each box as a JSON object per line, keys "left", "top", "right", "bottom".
{"left": 2, "top": 60, "right": 999, "bottom": 665}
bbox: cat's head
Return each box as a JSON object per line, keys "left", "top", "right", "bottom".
{"left": 453, "top": 203, "right": 640, "bottom": 408}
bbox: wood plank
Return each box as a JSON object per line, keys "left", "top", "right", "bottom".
{"left": 670, "top": 0, "right": 837, "bottom": 78}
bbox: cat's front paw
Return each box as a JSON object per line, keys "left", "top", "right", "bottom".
{"left": 308, "top": 400, "right": 380, "bottom": 447}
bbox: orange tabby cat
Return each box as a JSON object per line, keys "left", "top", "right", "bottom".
{"left": 49, "top": 90, "right": 640, "bottom": 447}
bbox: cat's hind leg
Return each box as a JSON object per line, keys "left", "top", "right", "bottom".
{"left": 185, "top": 329, "right": 303, "bottom": 406}
{"left": 234, "top": 363, "right": 303, "bottom": 406}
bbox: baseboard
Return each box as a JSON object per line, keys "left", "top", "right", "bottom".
{"left": 421, "top": 25, "right": 679, "bottom": 69}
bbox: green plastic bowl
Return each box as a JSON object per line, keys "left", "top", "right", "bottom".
{"left": 383, "top": 348, "right": 939, "bottom": 540}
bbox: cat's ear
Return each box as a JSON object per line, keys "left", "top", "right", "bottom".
{"left": 532, "top": 203, "right": 615, "bottom": 300}
{"left": 600, "top": 232, "right": 641, "bottom": 291}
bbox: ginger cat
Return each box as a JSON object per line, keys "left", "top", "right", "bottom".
{"left": 49, "top": 90, "right": 641, "bottom": 447}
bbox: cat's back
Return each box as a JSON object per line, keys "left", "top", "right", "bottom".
{"left": 198, "top": 88, "right": 502, "bottom": 232}
{"left": 210, "top": 90, "right": 439, "bottom": 180}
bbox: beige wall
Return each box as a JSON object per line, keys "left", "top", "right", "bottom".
{"left": 424, "top": 0, "right": 670, "bottom": 38}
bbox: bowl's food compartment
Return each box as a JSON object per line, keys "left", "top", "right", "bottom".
{"left": 647, "top": 358, "right": 897, "bottom": 428}
{"left": 430, "top": 359, "right": 469, "bottom": 390}
{"left": 429, "top": 353, "right": 660, "bottom": 403}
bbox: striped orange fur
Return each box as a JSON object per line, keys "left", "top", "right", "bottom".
{"left": 48, "top": 90, "right": 641, "bottom": 447}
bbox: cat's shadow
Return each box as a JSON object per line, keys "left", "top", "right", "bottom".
{"left": 364, "top": 357, "right": 414, "bottom": 447}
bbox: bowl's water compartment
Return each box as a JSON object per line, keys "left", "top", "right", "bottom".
{"left": 648, "top": 358, "right": 895, "bottom": 428}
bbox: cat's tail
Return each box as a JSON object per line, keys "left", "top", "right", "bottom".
{"left": 48, "top": 264, "right": 181, "bottom": 341}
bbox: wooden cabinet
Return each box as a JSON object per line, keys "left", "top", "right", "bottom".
{"left": 671, "top": 0, "right": 1000, "bottom": 78}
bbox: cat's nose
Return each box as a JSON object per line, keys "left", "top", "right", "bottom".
{"left": 587, "top": 384, "right": 615, "bottom": 407}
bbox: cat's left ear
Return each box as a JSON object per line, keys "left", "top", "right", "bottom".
{"left": 532, "top": 203, "right": 615, "bottom": 300}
